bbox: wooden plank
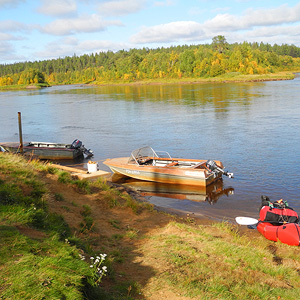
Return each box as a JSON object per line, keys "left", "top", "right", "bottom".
{"left": 49, "top": 163, "right": 111, "bottom": 180}
{"left": 48, "top": 163, "right": 87, "bottom": 174}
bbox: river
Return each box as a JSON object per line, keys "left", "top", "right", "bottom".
{"left": 1, "top": 77, "right": 300, "bottom": 222}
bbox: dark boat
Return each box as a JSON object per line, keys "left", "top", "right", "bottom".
{"left": 0, "top": 139, "right": 93, "bottom": 160}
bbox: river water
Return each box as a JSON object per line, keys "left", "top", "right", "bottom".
{"left": 1, "top": 77, "right": 300, "bottom": 222}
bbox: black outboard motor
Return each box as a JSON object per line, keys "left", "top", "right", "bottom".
{"left": 71, "top": 139, "right": 83, "bottom": 149}
{"left": 206, "top": 160, "right": 233, "bottom": 178}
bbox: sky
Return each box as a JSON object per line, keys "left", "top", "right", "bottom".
{"left": 1, "top": 0, "right": 300, "bottom": 65}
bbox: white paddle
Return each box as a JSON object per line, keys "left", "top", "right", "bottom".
{"left": 235, "top": 216, "right": 259, "bottom": 225}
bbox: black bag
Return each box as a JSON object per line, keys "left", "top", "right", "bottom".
{"left": 259, "top": 195, "right": 299, "bottom": 225}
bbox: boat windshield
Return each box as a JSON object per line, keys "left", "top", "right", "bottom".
{"left": 128, "top": 146, "right": 172, "bottom": 164}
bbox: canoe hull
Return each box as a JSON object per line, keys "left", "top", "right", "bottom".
{"left": 257, "top": 222, "right": 300, "bottom": 246}
{"left": 104, "top": 157, "right": 222, "bottom": 186}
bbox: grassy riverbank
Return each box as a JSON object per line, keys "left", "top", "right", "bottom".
{"left": 1, "top": 153, "right": 300, "bottom": 299}
{"left": 0, "top": 83, "right": 50, "bottom": 90}
{"left": 92, "top": 71, "right": 298, "bottom": 86}
{"left": 0, "top": 71, "right": 298, "bottom": 90}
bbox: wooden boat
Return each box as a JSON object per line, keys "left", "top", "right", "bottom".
{"left": 103, "top": 146, "right": 233, "bottom": 186}
{"left": 0, "top": 139, "right": 93, "bottom": 160}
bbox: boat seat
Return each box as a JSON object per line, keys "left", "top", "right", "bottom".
{"left": 193, "top": 162, "right": 206, "bottom": 169}
{"left": 166, "top": 161, "right": 179, "bottom": 167}
{"left": 138, "top": 157, "right": 153, "bottom": 165}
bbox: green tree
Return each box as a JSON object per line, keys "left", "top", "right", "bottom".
{"left": 212, "top": 35, "right": 228, "bottom": 53}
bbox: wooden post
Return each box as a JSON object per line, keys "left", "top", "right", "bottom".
{"left": 18, "top": 112, "right": 23, "bottom": 154}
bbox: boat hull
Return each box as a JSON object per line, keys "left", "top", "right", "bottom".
{"left": 0, "top": 142, "right": 82, "bottom": 160}
{"left": 257, "top": 222, "right": 300, "bottom": 246}
{"left": 104, "top": 157, "right": 222, "bottom": 186}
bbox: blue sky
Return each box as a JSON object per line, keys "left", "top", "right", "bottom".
{"left": 1, "top": 0, "right": 300, "bottom": 64}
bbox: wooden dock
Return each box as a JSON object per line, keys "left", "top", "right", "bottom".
{"left": 49, "top": 163, "right": 111, "bottom": 181}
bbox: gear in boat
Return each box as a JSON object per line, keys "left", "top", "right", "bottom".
{"left": 257, "top": 195, "right": 300, "bottom": 246}
{"left": 130, "top": 146, "right": 233, "bottom": 178}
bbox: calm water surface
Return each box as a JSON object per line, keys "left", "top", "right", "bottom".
{"left": 1, "top": 77, "right": 300, "bottom": 222}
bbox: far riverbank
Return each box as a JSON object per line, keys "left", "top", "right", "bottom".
{"left": 89, "top": 70, "right": 298, "bottom": 87}
{"left": 0, "top": 70, "right": 298, "bottom": 91}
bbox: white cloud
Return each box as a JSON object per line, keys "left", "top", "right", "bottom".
{"left": 0, "top": 20, "right": 30, "bottom": 32}
{"left": 97, "top": 0, "right": 146, "bottom": 16}
{"left": 37, "top": 0, "right": 78, "bottom": 17}
{"left": 243, "top": 4, "right": 300, "bottom": 27}
{"left": 35, "top": 37, "right": 128, "bottom": 59}
{"left": 0, "top": 32, "right": 17, "bottom": 41}
{"left": 0, "top": 41, "right": 13, "bottom": 56}
{"left": 131, "top": 21, "right": 205, "bottom": 43}
{"left": 0, "top": 40, "right": 25, "bottom": 63}
{"left": 239, "top": 25, "right": 300, "bottom": 45}
{"left": 154, "top": 0, "right": 175, "bottom": 7}
{"left": 40, "top": 14, "right": 123, "bottom": 35}
{"left": 130, "top": 3, "right": 300, "bottom": 45}
{"left": 0, "top": 0, "right": 24, "bottom": 8}
{"left": 205, "top": 3, "right": 300, "bottom": 31}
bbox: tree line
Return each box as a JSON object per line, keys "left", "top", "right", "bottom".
{"left": 1, "top": 36, "right": 300, "bottom": 87}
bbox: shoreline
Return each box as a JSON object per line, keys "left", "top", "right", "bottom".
{"left": 87, "top": 70, "right": 299, "bottom": 87}
{"left": 1, "top": 71, "right": 299, "bottom": 91}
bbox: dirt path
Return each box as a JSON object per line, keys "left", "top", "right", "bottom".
{"left": 40, "top": 173, "right": 191, "bottom": 298}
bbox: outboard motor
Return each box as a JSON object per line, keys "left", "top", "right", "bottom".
{"left": 206, "top": 160, "right": 218, "bottom": 172}
{"left": 71, "top": 139, "right": 82, "bottom": 149}
{"left": 84, "top": 148, "right": 94, "bottom": 158}
{"left": 71, "top": 139, "right": 93, "bottom": 158}
{"left": 206, "top": 160, "right": 234, "bottom": 178}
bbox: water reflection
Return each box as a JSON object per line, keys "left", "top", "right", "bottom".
{"left": 112, "top": 174, "right": 234, "bottom": 205}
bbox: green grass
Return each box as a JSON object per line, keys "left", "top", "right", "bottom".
{"left": 0, "top": 153, "right": 108, "bottom": 299}
{"left": 0, "top": 227, "right": 90, "bottom": 299}
{"left": 147, "top": 221, "right": 300, "bottom": 300}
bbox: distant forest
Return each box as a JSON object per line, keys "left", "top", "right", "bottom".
{"left": 1, "top": 36, "right": 300, "bottom": 86}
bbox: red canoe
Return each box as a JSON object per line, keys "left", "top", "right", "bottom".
{"left": 257, "top": 222, "right": 300, "bottom": 246}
